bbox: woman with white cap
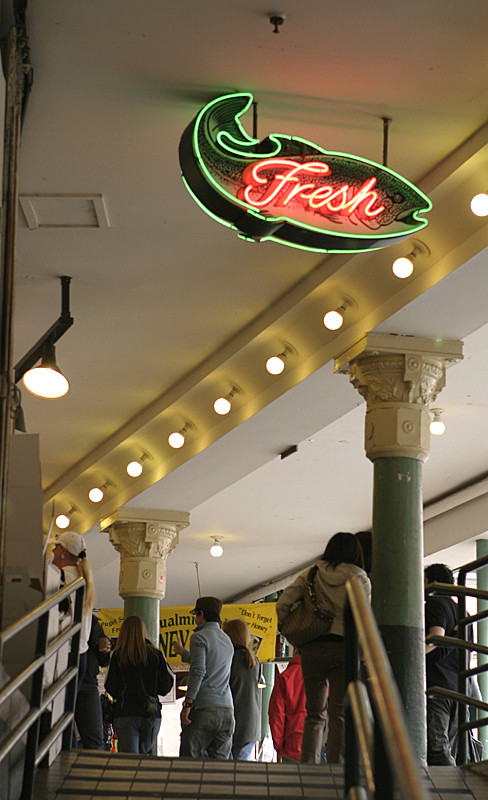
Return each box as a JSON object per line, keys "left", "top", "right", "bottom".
{"left": 49, "top": 531, "right": 96, "bottom": 686}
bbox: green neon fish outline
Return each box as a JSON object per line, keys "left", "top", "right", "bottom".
{"left": 179, "top": 92, "right": 431, "bottom": 253}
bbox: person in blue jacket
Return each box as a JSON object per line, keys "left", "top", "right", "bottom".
{"left": 174, "top": 596, "right": 234, "bottom": 759}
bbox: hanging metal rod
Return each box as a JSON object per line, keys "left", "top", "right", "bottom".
{"left": 382, "top": 116, "right": 392, "bottom": 167}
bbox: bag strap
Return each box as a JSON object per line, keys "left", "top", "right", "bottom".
{"left": 306, "top": 565, "right": 333, "bottom": 621}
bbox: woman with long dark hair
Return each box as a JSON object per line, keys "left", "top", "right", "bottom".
{"left": 222, "top": 618, "right": 261, "bottom": 760}
{"left": 276, "top": 532, "right": 370, "bottom": 763}
{"left": 105, "top": 615, "right": 173, "bottom": 754}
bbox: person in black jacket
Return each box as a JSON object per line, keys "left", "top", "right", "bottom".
{"left": 424, "top": 563, "right": 458, "bottom": 765}
{"left": 75, "top": 614, "right": 111, "bottom": 749}
{"left": 105, "top": 615, "right": 173, "bottom": 754}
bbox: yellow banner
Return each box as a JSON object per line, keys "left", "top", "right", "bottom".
{"left": 98, "top": 603, "right": 277, "bottom": 666}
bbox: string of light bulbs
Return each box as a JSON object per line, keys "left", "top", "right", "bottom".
{"left": 54, "top": 242, "right": 459, "bottom": 531}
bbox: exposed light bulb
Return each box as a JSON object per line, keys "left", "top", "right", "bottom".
{"left": 55, "top": 513, "right": 70, "bottom": 529}
{"left": 392, "top": 256, "right": 414, "bottom": 279}
{"left": 429, "top": 409, "right": 445, "bottom": 436}
{"left": 266, "top": 355, "right": 285, "bottom": 375}
{"left": 430, "top": 419, "right": 445, "bottom": 436}
{"left": 88, "top": 487, "right": 104, "bottom": 503}
{"left": 127, "top": 460, "right": 143, "bottom": 477}
{"left": 210, "top": 538, "right": 224, "bottom": 557}
{"left": 168, "top": 431, "right": 185, "bottom": 449}
{"left": 23, "top": 366, "right": 69, "bottom": 398}
{"left": 470, "top": 193, "right": 488, "bottom": 217}
{"left": 323, "top": 309, "right": 344, "bottom": 330}
{"left": 214, "top": 397, "right": 231, "bottom": 415}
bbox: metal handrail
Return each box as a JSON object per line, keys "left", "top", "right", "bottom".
{"left": 0, "top": 576, "right": 85, "bottom": 800}
{"left": 426, "top": 557, "right": 488, "bottom": 765}
{"left": 344, "top": 576, "right": 429, "bottom": 800}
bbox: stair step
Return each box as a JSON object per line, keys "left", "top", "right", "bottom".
{"left": 54, "top": 751, "right": 343, "bottom": 799}
{"left": 31, "top": 750, "right": 488, "bottom": 800}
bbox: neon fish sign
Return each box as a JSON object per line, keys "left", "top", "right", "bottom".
{"left": 179, "top": 93, "right": 431, "bottom": 253}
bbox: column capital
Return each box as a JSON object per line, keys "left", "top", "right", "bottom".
{"left": 334, "top": 333, "right": 463, "bottom": 462}
{"left": 101, "top": 508, "right": 189, "bottom": 600}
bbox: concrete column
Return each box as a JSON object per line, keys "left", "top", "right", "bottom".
{"left": 476, "top": 538, "right": 488, "bottom": 753}
{"left": 335, "top": 333, "right": 463, "bottom": 763}
{"left": 103, "top": 508, "right": 189, "bottom": 645}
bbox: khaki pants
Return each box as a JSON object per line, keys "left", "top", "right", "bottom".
{"left": 300, "top": 639, "right": 344, "bottom": 764}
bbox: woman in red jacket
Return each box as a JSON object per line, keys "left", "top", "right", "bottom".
{"left": 268, "top": 653, "right": 306, "bottom": 762}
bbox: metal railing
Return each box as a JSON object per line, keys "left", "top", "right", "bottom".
{"left": 0, "top": 576, "right": 85, "bottom": 800}
{"left": 426, "top": 551, "right": 488, "bottom": 765}
{"left": 344, "top": 576, "right": 429, "bottom": 800}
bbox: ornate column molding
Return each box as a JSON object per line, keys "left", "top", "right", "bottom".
{"left": 101, "top": 508, "right": 189, "bottom": 600}
{"left": 335, "top": 333, "right": 463, "bottom": 462}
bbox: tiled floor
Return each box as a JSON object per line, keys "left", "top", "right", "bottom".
{"left": 31, "top": 750, "right": 488, "bottom": 800}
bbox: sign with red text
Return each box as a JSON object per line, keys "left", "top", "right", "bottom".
{"left": 179, "top": 93, "right": 431, "bottom": 253}
{"left": 99, "top": 602, "right": 277, "bottom": 669}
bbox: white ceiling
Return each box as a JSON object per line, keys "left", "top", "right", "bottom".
{"left": 5, "top": 1, "right": 488, "bottom": 608}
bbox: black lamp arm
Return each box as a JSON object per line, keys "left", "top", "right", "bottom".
{"left": 14, "top": 276, "right": 74, "bottom": 383}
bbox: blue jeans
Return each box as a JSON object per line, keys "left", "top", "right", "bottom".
{"left": 232, "top": 741, "right": 255, "bottom": 761}
{"left": 75, "top": 682, "right": 104, "bottom": 749}
{"left": 114, "top": 715, "right": 161, "bottom": 754}
{"left": 180, "top": 706, "right": 234, "bottom": 759}
{"left": 72, "top": 651, "right": 88, "bottom": 748}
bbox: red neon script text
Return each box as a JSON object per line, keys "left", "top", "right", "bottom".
{"left": 239, "top": 159, "right": 385, "bottom": 219}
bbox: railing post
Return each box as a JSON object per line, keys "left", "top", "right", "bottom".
{"left": 61, "top": 583, "right": 84, "bottom": 750}
{"left": 344, "top": 591, "right": 361, "bottom": 796}
{"left": 457, "top": 570, "right": 468, "bottom": 765}
{"left": 21, "top": 609, "right": 49, "bottom": 800}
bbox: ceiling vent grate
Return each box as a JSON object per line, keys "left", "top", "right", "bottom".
{"left": 19, "top": 193, "right": 110, "bottom": 230}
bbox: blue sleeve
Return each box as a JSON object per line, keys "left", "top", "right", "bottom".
{"left": 186, "top": 632, "right": 207, "bottom": 699}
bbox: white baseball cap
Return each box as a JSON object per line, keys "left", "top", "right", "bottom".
{"left": 54, "top": 531, "right": 87, "bottom": 558}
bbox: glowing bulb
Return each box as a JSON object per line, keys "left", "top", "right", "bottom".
{"left": 168, "top": 431, "right": 185, "bottom": 449}
{"left": 214, "top": 397, "right": 231, "bottom": 415}
{"left": 55, "top": 513, "right": 70, "bottom": 529}
{"left": 470, "top": 193, "right": 488, "bottom": 217}
{"left": 392, "top": 256, "right": 414, "bottom": 279}
{"left": 430, "top": 419, "right": 445, "bottom": 436}
{"left": 210, "top": 541, "right": 224, "bottom": 557}
{"left": 323, "top": 310, "right": 344, "bottom": 330}
{"left": 23, "top": 366, "right": 69, "bottom": 398}
{"left": 266, "top": 356, "right": 285, "bottom": 375}
{"left": 88, "top": 487, "right": 104, "bottom": 503}
{"left": 127, "top": 460, "right": 143, "bottom": 477}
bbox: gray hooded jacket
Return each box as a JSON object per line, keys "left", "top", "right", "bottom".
{"left": 276, "top": 561, "right": 371, "bottom": 638}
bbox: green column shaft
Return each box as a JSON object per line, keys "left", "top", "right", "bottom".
{"left": 372, "top": 456, "right": 426, "bottom": 764}
{"left": 124, "top": 596, "right": 160, "bottom": 646}
{"left": 476, "top": 539, "right": 488, "bottom": 753}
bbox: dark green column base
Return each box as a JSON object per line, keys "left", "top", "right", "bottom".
{"left": 379, "top": 623, "right": 426, "bottom": 765}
